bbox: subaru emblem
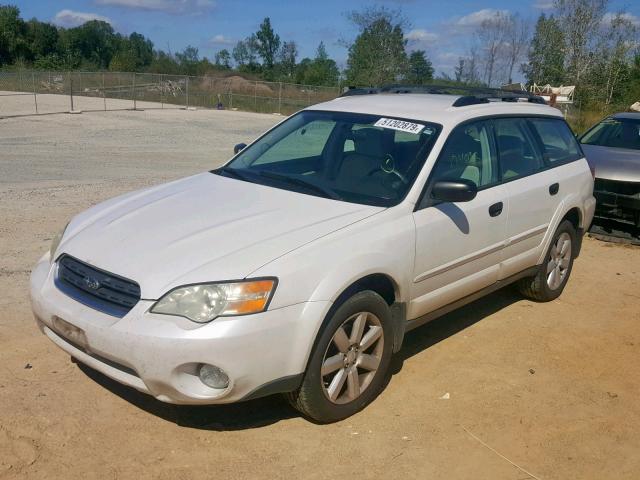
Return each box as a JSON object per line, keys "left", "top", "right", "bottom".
{"left": 84, "top": 276, "right": 101, "bottom": 290}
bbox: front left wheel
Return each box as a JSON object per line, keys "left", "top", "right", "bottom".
{"left": 288, "top": 290, "right": 393, "bottom": 423}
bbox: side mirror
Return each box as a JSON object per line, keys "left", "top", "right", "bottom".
{"left": 432, "top": 179, "right": 478, "bottom": 203}
{"left": 234, "top": 143, "right": 247, "bottom": 154}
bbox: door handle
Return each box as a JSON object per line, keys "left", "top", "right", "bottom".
{"left": 549, "top": 183, "right": 559, "bottom": 195}
{"left": 489, "top": 202, "right": 503, "bottom": 217}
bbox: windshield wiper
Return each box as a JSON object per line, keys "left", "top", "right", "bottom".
{"left": 257, "top": 170, "right": 342, "bottom": 200}
{"left": 215, "top": 167, "right": 254, "bottom": 182}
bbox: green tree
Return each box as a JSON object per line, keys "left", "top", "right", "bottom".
{"left": 405, "top": 50, "right": 434, "bottom": 84}
{"left": 278, "top": 40, "right": 297, "bottom": 79}
{"left": 232, "top": 35, "right": 260, "bottom": 71}
{"left": 148, "top": 50, "right": 181, "bottom": 74}
{"left": 176, "top": 45, "right": 200, "bottom": 75}
{"left": 214, "top": 48, "right": 231, "bottom": 69}
{"left": 255, "top": 17, "right": 280, "bottom": 70}
{"left": 25, "top": 18, "right": 59, "bottom": 60}
{"left": 61, "top": 20, "right": 118, "bottom": 69}
{"left": 345, "top": 8, "right": 408, "bottom": 86}
{"left": 0, "top": 5, "right": 28, "bottom": 65}
{"left": 626, "top": 53, "right": 640, "bottom": 104}
{"left": 298, "top": 42, "right": 339, "bottom": 86}
{"left": 126, "top": 32, "right": 153, "bottom": 68}
{"left": 109, "top": 49, "right": 136, "bottom": 71}
{"left": 523, "top": 14, "right": 565, "bottom": 85}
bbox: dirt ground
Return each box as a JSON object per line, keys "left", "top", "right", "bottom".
{"left": 1, "top": 99, "right": 639, "bottom": 480}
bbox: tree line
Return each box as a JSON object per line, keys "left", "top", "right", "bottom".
{"left": 454, "top": 0, "right": 639, "bottom": 107}
{"left": 0, "top": 4, "right": 434, "bottom": 87}
{"left": 1, "top": 1, "right": 638, "bottom": 107}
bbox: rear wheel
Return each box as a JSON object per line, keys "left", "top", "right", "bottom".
{"left": 288, "top": 290, "right": 393, "bottom": 423}
{"left": 517, "top": 220, "right": 576, "bottom": 301}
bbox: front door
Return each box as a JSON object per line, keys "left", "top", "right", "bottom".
{"left": 410, "top": 120, "right": 508, "bottom": 319}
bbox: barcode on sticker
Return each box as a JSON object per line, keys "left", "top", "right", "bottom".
{"left": 374, "top": 118, "right": 425, "bottom": 134}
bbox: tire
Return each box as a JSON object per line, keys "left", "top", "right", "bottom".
{"left": 517, "top": 220, "right": 577, "bottom": 302}
{"left": 288, "top": 290, "right": 393, "bottom": 423}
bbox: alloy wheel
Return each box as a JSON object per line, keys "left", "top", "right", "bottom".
{"left": 547, "top": 232, "right": 572, "bottom": 290}
{"left": 321, "top": 311, "right": 384, "bottom": 404}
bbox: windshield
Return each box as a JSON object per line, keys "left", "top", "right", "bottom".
{"left": 581, "top": 117, "right": 640, "bottom": 151}
{"left": 215, "top": 110, "right": 441, "bottom": 207}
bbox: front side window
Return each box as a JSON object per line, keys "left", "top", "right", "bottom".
{"left": 219, "top": 111, "right": 441, "bottom": 207}
{"left": 580, "top": 117, "right": 640, "bottom": 151}
{"left": 430, "top": 120, "right": 498, "bottom": 188}
{"left": 494, "top": 118, "right": 543, "bottom": 180}
{"left": 528, "top": 118, "right": 583, "bottom": 164}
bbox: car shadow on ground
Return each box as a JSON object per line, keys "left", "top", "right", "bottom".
{"left": 77, "top": 286, "right": 523, "bottom": 430}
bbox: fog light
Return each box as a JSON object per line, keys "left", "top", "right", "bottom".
{"left": 198, "top": 364, "right": 229, "bottom": 389}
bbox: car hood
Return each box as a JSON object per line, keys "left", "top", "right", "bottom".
{"left": 581, "top": 144, "right": 640, "bottom": 183}
{"left": 59, "top": 173, "right": 383, "bottom": 299}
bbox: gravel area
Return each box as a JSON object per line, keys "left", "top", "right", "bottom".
{"left": 1, "top": 97, "right": 639, "bottom": 480}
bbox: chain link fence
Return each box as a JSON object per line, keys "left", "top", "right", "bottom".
{"left": 0, "top": 71, "right": 342, "bottom": 118}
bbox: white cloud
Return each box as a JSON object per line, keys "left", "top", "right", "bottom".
{"left": 454, "top": 9, "right": 509, "bottom": 27}
{"left": 406, "top": 29, "right": 439, "bottom": 43}
{"left": 532, "top": 0, "right": 555, "bottom": 9}
{"left": 209, "top": 34, "right": 233, "bottom": 46}
{"left": 94, "top": 0, "right": 215, "bottom": 14}
{"left": 53, "top": 9, "right": 112, "bottom": 27}
{"left": 602, "top": 12, "right": 640, "bottom": 26}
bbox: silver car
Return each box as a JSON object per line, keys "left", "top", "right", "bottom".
{"left": 580, "top": 112, "right": 640, "bottom": 229}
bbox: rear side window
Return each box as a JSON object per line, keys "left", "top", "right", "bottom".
{"left": 528, "top": 118, "right": 583, "bottom": 164}
{"left": 493, "top": 118, "right": 543, "bottom": 180}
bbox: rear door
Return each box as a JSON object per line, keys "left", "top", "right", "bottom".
{"left": 495, "top": 117, "right": 563, "bottom": 278}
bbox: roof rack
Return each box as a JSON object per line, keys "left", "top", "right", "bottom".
{"left": 340, "top": 84, "right": 547, "bottom": 106}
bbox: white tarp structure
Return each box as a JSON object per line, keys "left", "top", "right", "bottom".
{"left": 530, "top": 84, "right": 575, "bottom": 104}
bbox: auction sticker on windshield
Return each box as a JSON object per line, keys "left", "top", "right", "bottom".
{"left": 374, "top": 118, "right": 425, "bottom": 134}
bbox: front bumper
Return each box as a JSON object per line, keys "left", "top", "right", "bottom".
{"left": 30, "top": 254, "right": 330, "bottom": 404}
{"left": 594, "top": 180, "right": 640, "bottom": 226}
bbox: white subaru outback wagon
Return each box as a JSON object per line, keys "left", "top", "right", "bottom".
{"left": 31, "top": 86, "right": 596, "bottom": 423}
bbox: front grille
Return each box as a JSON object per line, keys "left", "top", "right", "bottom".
{"left": 55, "top": 255, "right": 141, "bottom": 317}
{"left": 594, "top": 178, "right": 640, "bottom": 197}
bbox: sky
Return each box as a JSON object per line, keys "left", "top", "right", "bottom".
{"left": 12, "top": 0, "right": 640, "bottom": 76}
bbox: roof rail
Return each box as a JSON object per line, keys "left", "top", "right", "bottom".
{"left": 340, "top": 84, "right": 547, "bottom": 106}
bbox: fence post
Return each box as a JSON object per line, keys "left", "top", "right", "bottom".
{"left": 160, "top": 74, "right": 164, "bottom": 109}
{"left": 32, "top": 72, "right": 38, "bottom": 114}
{"left": 278, "top": 82, "right": 282, "bottom": 114}
{"left": 186, "top": 75, "right": 189, "bottom": 108}
{"left": 132, "top": 72, "right": 137, "bottom": 110}
{"left": 69, "top": 72, "right": 75, "bottom": 112}
{"left": 254, "top": 81, "right": 258, "bottom": 109}
{"left": 102, "top": 72, "right": 106, "bottom": 111}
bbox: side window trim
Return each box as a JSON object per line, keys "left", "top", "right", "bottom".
{"left": 414, "top": 114, "right": 583, "bottom": 212}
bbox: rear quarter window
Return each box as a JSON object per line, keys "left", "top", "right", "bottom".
{"left": 527, "top": 118, "right": 583, "bottom": 164}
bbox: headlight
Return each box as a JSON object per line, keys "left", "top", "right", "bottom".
{"left": 150, "top": 279, "right": 277, "bottom": 323}
{"left": 50, "top": 223, "right": 69, "bottom": 262}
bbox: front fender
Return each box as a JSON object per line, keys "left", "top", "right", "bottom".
{"left": 250, "top": 208, "right": 416, "bottom": 310}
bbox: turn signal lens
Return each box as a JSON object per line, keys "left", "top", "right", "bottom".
{"left": 151, "top": 279, "right": 276, "bottom": 323}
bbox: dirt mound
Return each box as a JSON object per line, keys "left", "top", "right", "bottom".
{"left": 199, "top": 75, "right": 274, "bottom": 96}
